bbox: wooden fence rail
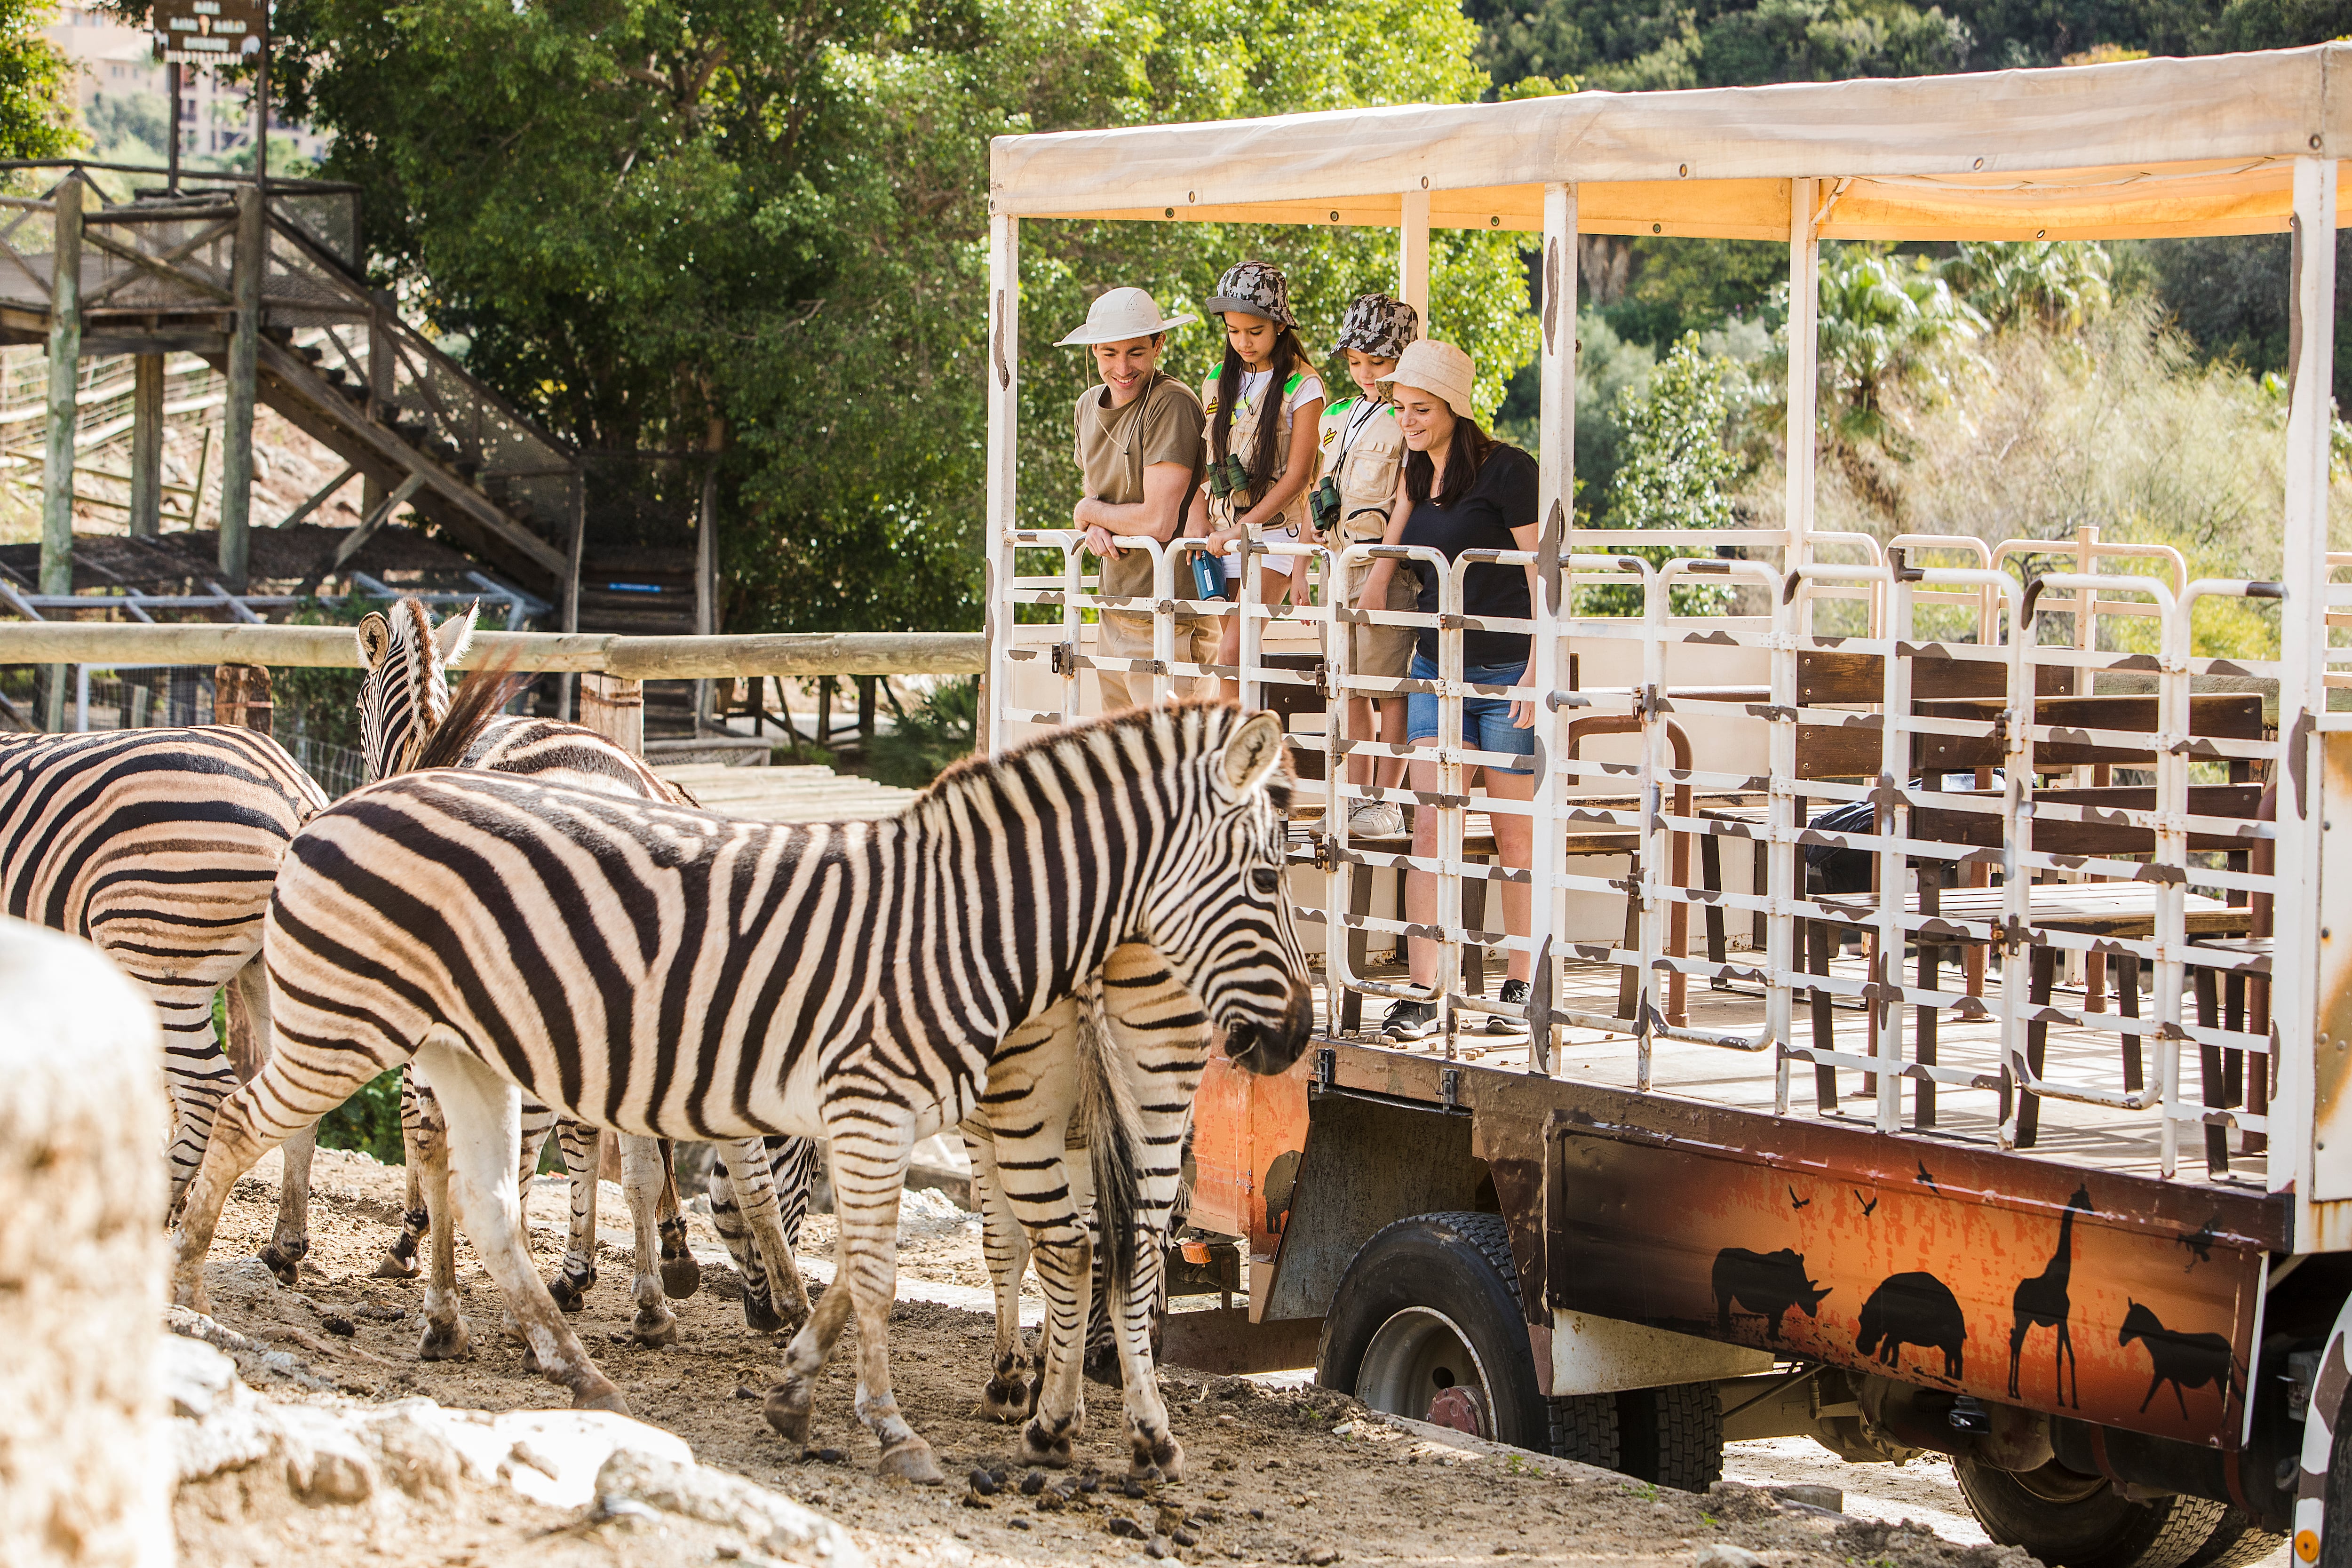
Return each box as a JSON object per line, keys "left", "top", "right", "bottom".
{"left": 0, "top": 624, "right": 985, "bottom": 678}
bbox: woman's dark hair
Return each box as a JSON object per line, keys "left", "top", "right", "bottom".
{"left": 1210, "top": 322, "right": 1308, "bottom": 492}
{"left": 1403, "top": 414, "right": 1496, "bottom": 509}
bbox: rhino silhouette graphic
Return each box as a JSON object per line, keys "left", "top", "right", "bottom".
{"left": 1713, "top": 1248, "right": 1831, "bottom": 1341}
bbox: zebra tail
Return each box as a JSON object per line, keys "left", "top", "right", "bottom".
{"left": 413, "top": 647, "right": 527, "bottom": 772}
{"left": 1077, "top": 979, "right": 1143, "bottom": 1322}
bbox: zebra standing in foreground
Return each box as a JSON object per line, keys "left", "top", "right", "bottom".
{"left": 171, "top": 701, "right": 1312, "bottom": 1482}
{"left": 355, "top": 599, "right": 817, "bottom": 1348}
{"left": 964, "top": 941, "right": 1213, "bottom": 1479}
{"left": 0, "top": 721, "right": 326, "bottom": 1274}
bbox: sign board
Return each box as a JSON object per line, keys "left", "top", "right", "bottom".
{"left": 152, "top": 0, "right": 263, "bottom": 64}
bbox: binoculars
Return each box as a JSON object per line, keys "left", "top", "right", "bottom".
{"left": 1309, "top": 476, "right": 1342, "bottom": 535}
{"left": 1205, "top": 453, "right": 1251, "bottom": 500}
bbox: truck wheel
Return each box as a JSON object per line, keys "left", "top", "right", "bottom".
{"left": 1617, "top": 1381, "right": 1725, "bottom": 1492}
{"left": 1316, "top": 1212, "right": 1551, "bottom": 1453}
{"left": 1954, "top": 1457, "right": 2243, "bottom": 1568}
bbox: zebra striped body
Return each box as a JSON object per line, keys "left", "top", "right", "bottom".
{"left": 964, "top": 942, "right": 1210, "bottom": 1477}
{"left": 0, "top": 724, "right": 326, "bottom": 1271}
{"left": 355, "top": 598, "right": 810, "bottom": 1351}
{"left": 171, "top": 701, "right": 1311, "bottom": 1478}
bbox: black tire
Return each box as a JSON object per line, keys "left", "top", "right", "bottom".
{"left": 1955, "top": 1457, "right": 2242, "bottom": 1568}
{"left": 1549, "top": 1393, "right": 1620, "bottom": 1469}
{"left": 2178, "top": 1512, "right": 2284, "bottom": 1568}
{"left": 1616, "top": 1382, "right": 1725, "bottom": 1493}
{"left": 1316, "top": 1212, "right": 1551, "bottom": 1453}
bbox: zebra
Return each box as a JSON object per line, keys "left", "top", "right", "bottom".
{"left": 964, "top": 940, "right": 1211, "bottom": 1479}
{"left": 355, "top": 598, "right": 815, "bottom": 1348}
{"left": 0, "top": 721, "right": 326, "bottom": 1277}
{"left": 169, "top": 700, "right": 1312, "bottom": 1482}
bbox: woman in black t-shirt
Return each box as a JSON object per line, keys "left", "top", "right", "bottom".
{"left": 1357, "top": 340, "right": 1542, "bottom": 1044}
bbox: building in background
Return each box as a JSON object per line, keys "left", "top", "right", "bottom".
{"left": 44, "top": 4, "right": 329, "bottom": 169}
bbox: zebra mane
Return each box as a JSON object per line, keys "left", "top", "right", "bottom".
{"left": 922, "top": 698, "right": 1286, "bottom": 801}
{"left": 412, "top": 647, "right": 526, "bottom": 772}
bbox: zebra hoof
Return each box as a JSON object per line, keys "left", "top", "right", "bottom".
{"left": 763, "top": 1383, "right": 813, "bottom": 1446}
{"left": 418, "top": 1317, "right": 471, "bottom": 1362}
{"left": 878, "top": 1437, "right": 945, "bottom": 1486}
{"left": 548, "top": 1269, "right": 594, "bottom": 1313}
{"left": 660, "top": 1252, "right": 702, "bottom": 1300}
{"left": 980, "top": 1373, "right": 1031, "bottom": 1424}
{"left": 630, "top": 1308, "right": 678, "bottom": 1348}
{"left": 1020, "top": 1420, "right": 1075, "bottom": 1469}
{"left": 741, "top": 1288, "right": 785, "bottom": 1335}
{"left": 369, "top": 1251, "right": 420, "bottom": 1281}
{"left": 1131, "top": 1432, "right": 1184, "bottom": 1484}
{"left": 575, "top": 1385, "right": 631, "bottom": 1416}
{"left": 258, "top": 1238, "right": 308, "bottom": 1287}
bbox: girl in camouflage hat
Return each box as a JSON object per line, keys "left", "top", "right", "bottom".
{"left": 1194, "top": 259, "right": 1326, "bottom": 699}
{"left": 1318, "top": 293, "right": 1420, "bottom": 840}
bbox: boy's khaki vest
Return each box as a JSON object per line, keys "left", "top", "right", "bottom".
{"left": 1321, "top": 396, "right": 1407, "bottom": 542}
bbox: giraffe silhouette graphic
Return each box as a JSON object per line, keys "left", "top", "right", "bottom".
{"left": 2009, "top": 1184, "right": 2094, "bottom": 1407}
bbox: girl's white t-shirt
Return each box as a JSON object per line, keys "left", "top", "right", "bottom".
{"left": 1221, "top": 369, "right": 1327, "bottom": 561}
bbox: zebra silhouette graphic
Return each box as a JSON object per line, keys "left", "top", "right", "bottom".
{"left": 2120, "top": 1301, "right": 2244, "bottom": 1417}
{"left": 2009, "top": 1184, "right": 2093, "bottom": 1408}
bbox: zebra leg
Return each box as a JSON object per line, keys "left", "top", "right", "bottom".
{"left": 548, "top": 1122, "right": 600, "bottom": 1311}
{"left": 417, "top": 1038, "right": 625, "bottom": 1414}
{"left": 412, "top": 1072, "right": 471, "bottom": 1362}
{"left": 961, "top": 1115, "right": 1038, "bottom": 1422}
{"left": 707, "top": 1148, "right": 782, "bottom": 1332}
{"left": 771, "top": 1135, "right": 818, "bottom": 1252}
{"left": 619, "top": 1135, "right": 678, "bottom": 1347}
{"left": 723, "top": 1135, "right": 812, "bottom": 1333}
{"left": 1113, "top": 1221, "right": 1182, "bottom": 1480}
{"left": 159, "top": 995, "right": 238, "bottom": 1221}
{"left": 222, "top": 958, "right": 318, "bottom": 1286}
{"left": 373, "top": 1066, "right": 430, "bottom": 1280}
{"left": 655, "top": 1140, "right": 701, "bottom": 1299}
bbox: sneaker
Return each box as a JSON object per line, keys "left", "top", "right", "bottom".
{"left": 1485, "top": 979, "right": 1533, "bottom": 1036}
{"left": 1381, "top": 999, "right": 1439, "bottom": 1042}
{"left": 1349, "top": 800, "right": 1406, "bottom": 838}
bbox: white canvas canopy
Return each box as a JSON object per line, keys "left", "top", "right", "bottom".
{"left": 992, "top": 44, "right": 2352, "bottom": 240}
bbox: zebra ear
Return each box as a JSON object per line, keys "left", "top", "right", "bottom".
{"left": 356, "top": 612, "right": 391, "bottom": 669}
{"left": 1219, "top": 710, "right": 1287, "bottom": 795}
{"left": 433, "top": 603, "right": 478, "bottom": 672}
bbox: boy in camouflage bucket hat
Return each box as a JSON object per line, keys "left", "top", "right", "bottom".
{"left": 1319, "top": 291, "right": 1420, "bottom": 839}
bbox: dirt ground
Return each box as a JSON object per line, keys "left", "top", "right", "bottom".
{"left": 176, "top": 1145, "right": 2034, "bottom": 1568}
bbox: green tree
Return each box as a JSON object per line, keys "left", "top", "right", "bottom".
{"left": 1815, "top": 247, "right": 1984, "bottom": 446}
{"left": 262, "top": 0, "right": 1536, "bottom": 637}
{"left": 0, "top": 0, "right": 75, "bottom": 160}
{"left": 1942, "top": 239, "right": 2112, "bottom": 331}
{"left": 1581, "top": 333, "right": 1741, "bottom": 613}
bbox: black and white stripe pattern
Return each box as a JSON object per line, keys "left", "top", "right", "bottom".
{"left": 0, "top": 722, "right": 327, "bottom": 1274}
{"left": 966, "top": 942, "right": 1210, "bottom": 1478}
{"left": 355, "top": 599, "right": 806, "bottom": 1349}
{"left": 171, "top": 701, "right": 1311, "bottom": 1480}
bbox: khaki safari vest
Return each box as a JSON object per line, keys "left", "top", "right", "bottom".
{"left": 1319, "top": 394, "right": 1407, "bottom": 543}
{"left": 1208, "top": 370, "right": 1314, "bottom": 540}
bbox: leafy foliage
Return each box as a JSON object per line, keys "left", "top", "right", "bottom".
{"left": 1942, "top": 239, "right": 2113, "bottom": 332}
{"left": 0, "top": 0, "right": 72, "bottom": 161}
{"left": 868, "top": 677, "right": 978, "bottom": 788}
{"left": 1814, "top": 248, "right": 1984, "bottom": 446}
{"left": 318, "top": 1068, "right": 404, "bottom": 1164}
{"left": 1581, "top": 334, "right": 1742, "bottom": 613}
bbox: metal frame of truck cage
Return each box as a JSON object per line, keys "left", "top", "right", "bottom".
{"left": 984, "top": 45, "right": 2352, "bottom": 1545}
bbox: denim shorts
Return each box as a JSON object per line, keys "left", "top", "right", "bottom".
{"left": 1404, "top": 652, "right": 1534, "bottom": 771}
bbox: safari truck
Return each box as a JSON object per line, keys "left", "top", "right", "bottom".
{"left": 981, "top": 45, "right": 2352, "bottom": 1568}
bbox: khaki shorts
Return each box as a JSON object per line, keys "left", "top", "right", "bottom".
{"left": 1094, "top": 608, "right": 1221, "bottom": 712}
{"left": 1343, "top": 554, "right": 1422, "bottom": 683}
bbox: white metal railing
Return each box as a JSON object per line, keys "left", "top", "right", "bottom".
{"left": 992, "top": 521, "right": 2287, "bottom": 1186}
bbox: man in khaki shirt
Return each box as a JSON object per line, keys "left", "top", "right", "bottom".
{"left": 1060, "top": 287, "right": 1220, "bottom": 711}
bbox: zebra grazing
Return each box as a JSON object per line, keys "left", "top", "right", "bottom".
{"left": 965, "top": 942, "right": 1210, "bottom": 1480}
{"left": 0, "top": 722, "right": 326, "bottom": 1274}
{"left": 171, "top": 700, "right": 1311, "bottom": 1483}
{"left": 356, "top": 599, "right": 813, "bottom": 1349}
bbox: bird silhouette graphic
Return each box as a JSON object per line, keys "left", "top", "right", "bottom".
{"left": 2177, "top": 1218, "right": 2218, "bottom": 1269}
{"left": 1788, "top": 1186, "right": 1812, "bottom": 1210}
{"left": 1915, "top": 1162, "right": 1940, "bottom": 1193}
{"left": 1854, "top": 1190, "right": 1880, "bottom": 1218}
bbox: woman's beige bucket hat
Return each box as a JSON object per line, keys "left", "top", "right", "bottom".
{"left": 1381, "top": 339, "right": 1477, "bottom": 420}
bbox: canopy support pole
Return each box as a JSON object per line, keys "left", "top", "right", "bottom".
{"left": 1399, "top": 189, "right": 1430, "bottom": 320}
{"left": 1783, "top": 178, "right": 1820, "bottom": 633}
{"left": 2277, "top": 154, "right": 2336, "bottom": 1217}
{"left": 982, "top": 211, "right": 1020, "bottom": 756}
{"left": 1529, "top": 180, "right": 1578, "bottom": 1075}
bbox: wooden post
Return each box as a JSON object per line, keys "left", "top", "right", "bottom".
{"left": 218, "top": 185, "right": 262, "bottom": 592}
{"left": 857, "top": 675, "right": 876, "bottom": 740}
{"left": 980, "top": 211, "right": 1019, "bottom": 756}
{"left": 210, "top": 664, "right": 272, "bottom": 735}
{"left": 1784, "top": 179, "right": 1820, "bottom": 622}
{"left": 40, "top": 177, "right": 83, "bottom": 734}
{"left": 361, "top": 291, "right": 392, "bottom": 517}
{"left": 559, "top": 475, "right": 584, "bottom": 723}
{"left": 1398, "top": 188, "right": 1431, "bottom": 320}
{"left": 694, "top": 417, "right": 722, "bottom": 731}
{"left": 1527, "top": 179, "right": 1577, "bottom": 1074}
{"left": 578, "top": 672, "right": 644, "bottom": 756}
{"left": 127, "top": 354, "right": 163, "bottom": 540}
